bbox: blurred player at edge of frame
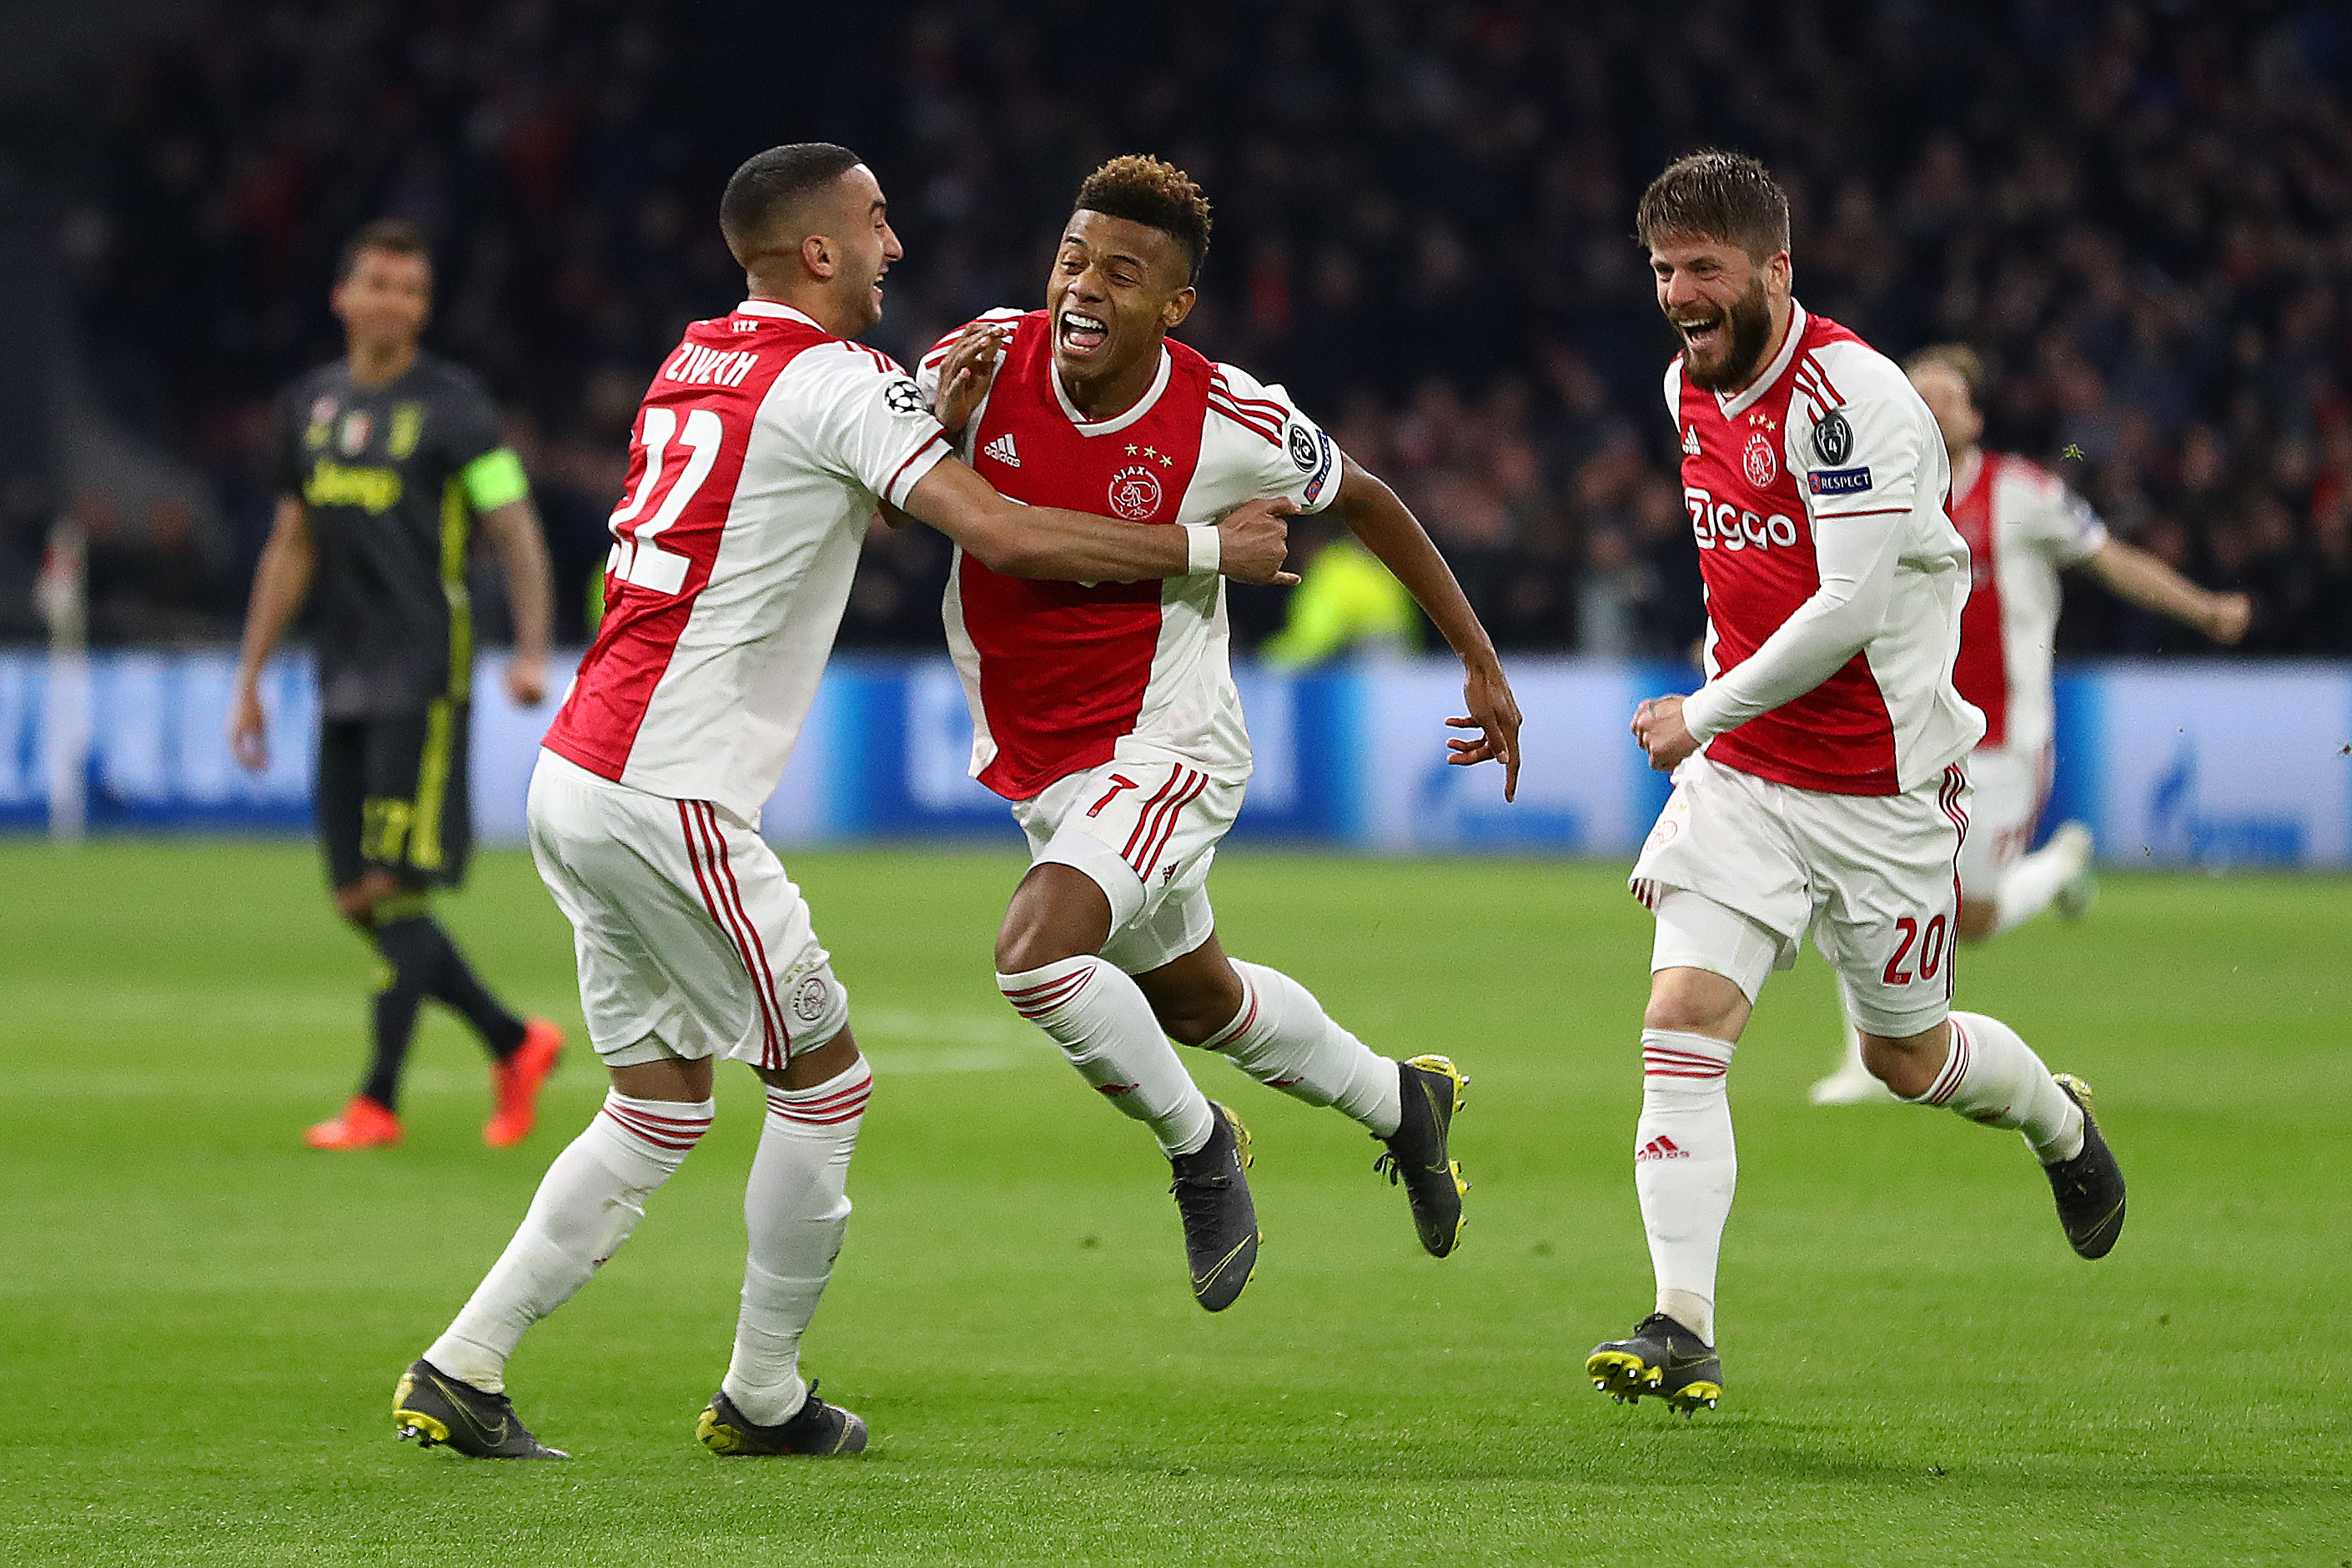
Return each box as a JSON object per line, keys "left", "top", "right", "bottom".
{"left": 1807, "top": 343, "right": 2251, "bottom": 1104}
{"left": 389, "top": 143, "right": 1300, "bottom": 1461}
{"left": 1588, "top": 152, "right": 2128, "bottom": 1417}
{"left": 228, "top": 219, "right": 564, "bottom": 1153}
{"left": 915, "top": 155, "right": 1520, "bottom": 1312}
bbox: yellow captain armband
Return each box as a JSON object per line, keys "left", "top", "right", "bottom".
{"left": 460, "top": 447, "right": 531, "bottom": 512}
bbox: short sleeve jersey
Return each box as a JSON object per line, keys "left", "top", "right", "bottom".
{"left": 1666, "top": 304, "right": 1983, "bottom": 794}
{"left": 274, "top": 354, "right": 507, "bottom": 717}
{"left": 540, "top": 300, "right": 951, "bottom": 821}
{"left": 918, "top": 309, "right": 1344, "bottom": 800}
{"left": 1948, "top": 452, "right": 2108, "bottom": 754}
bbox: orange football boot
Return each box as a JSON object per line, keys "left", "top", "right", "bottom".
{"left": 304, "top": 1094, "right": 403, "bottom": 1150}
{"left": 485, "top": 1018, "right": 565, "bottom": 1148}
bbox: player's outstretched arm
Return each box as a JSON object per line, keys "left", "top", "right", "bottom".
{"left": 1328, "top": 460, "right": 1520, "bottom": 800}
{"left": 479, "top": 499, "right": 556, "bottom": 705}
{"left": 899, "top": 456, "right": 1300, "bottom": 585}
{"left": 2080, "top": 538, "right": 2252, "bottom": 645}
{"left": 227, "top": 495, "right": 317, "bottom": 772}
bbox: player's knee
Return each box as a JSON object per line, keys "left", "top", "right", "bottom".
{"left": 760, "top": 1028, "right": 861, "bottom": 1092}
{"left": 994, "top": 865, "right": 1112, "bottom": 974}
{"left": 1153, "top": 981, "right": 1243, "bottom": 1047}
{"left": 1642, "top": 967, "right": 1749, "bottom": 1039}
{"left": 334, "top": 868, "right": 406, "bottom": 927}
{"left": 994, "top": 922, "right": 1084, "bottom": 977}
{"left": 1861, "top": 1022, "right": 1948, "bottom": 1099}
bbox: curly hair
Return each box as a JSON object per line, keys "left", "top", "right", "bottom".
{"left": 1073, "top": 154, "right": 1212, "bottom": 283}
{"left": 1635, "top": 149, "right": 1791, "bottom": 262}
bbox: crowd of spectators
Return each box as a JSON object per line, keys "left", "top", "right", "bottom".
{"left": 27, "top": 0, "right": 2352, "bottom": 655}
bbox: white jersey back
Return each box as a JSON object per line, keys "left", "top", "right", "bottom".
{"left": 543, "top": 300, "right": 950, "bottom": 820}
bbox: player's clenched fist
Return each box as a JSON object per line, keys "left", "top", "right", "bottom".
{"left": 1631, "top": 693, "right": 1698, "bottom": 772}
{"left": 1214, "top": 495, "right": 1300, "bottom": 585}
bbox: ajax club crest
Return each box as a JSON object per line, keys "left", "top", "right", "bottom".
{"left": 1107, "top": 465, "right": 1163, "bottom": 520}
{"left": 1741, "top": 427, "right": 1779, "bottom": 487}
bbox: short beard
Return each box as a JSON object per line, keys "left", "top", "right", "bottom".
{"left": 1680, "top": 276, "right": 1774, "bottom": 393}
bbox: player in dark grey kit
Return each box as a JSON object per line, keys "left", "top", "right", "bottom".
{"left": 230, "top": 219, "right": 565, "bottom": 1151}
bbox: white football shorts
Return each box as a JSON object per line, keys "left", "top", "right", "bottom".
{"left": 526, "top": 750, "right": 849, "bottom": 1070}
{"left": 1630, "top": 749, "right": 1971, "bottom": 1037}
{"left": 1956, "top": 743, "right": 2051, "bottom": 904}
{"left": 1012, "top": 756, "right": 1244, "bottom": 976}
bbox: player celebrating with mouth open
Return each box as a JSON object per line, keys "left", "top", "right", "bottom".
{"left": 1586, "top": 152, "right": 2126, "bottom": 1416}
{"left": 391, "top": 143, "right": 1299, "bottom": 1462}
{"left": 917, "top": 155, "right": 1520, "bottom": 1312}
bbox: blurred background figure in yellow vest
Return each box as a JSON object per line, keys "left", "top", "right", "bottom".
{"left": 1259, "top": 517, "right": 1420, "bottom": 669}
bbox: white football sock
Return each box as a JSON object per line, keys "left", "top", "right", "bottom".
{"left": 1907, "top": 1011, "right": 2083, "bottom": 1162}
{"left": 1635, "top": 1029, "right": 1736, "bottom": 1345}
{"left": 1990, "top": 839, "right": 2083, "bottom": 937}
{"left": 1000, "top": 957, "right": 1214, "bottom": 1157}
{"left": 1202, "top": 960, "right": 1403, "bottom": 1136}
{"left": 722, "top": 1056, "right": 872, "bottom": 1426}
{"left": 425, "top": 1090, "right": 713, "bottom": 1391}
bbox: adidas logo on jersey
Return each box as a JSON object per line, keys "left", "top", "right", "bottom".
{"left": 983, "top": 433, "right": 1020, "bottom": 467}
{"left": 1681, "top": 425, "right": 1701, "bottom": 456}
{"left": 1636, "top": 1135, "right": 1691, "bottom": 1163}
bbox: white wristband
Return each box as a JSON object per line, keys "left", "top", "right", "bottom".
{"left": 1184, "top": 523, "right": 1222, "bottom": 576}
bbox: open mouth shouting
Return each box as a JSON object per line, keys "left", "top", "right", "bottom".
{"left": 1058, "top": 308, "right": 1110, "bottom": 359}
{"left": 1674, "top": 309, "right": 1725, "bottom": 361}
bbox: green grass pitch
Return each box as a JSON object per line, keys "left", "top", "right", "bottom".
{"left": 2, "top": 838, "right": 2345, "bottom": 1565}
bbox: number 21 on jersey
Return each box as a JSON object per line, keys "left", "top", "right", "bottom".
{"left": 607, "top": 405, "right": 722, "bottom": 595}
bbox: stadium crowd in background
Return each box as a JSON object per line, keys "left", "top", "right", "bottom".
{"left": 23, "top": 0, "right": 2352, "bottom": 656}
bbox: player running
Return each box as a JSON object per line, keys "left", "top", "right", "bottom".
{"left": 1587, "top": 153, "right": 2126, "bottom": 1415}
{"left": 915, "top": 155, "right": 1520, "bottom": 1312}
{"left": 1808, "top": 343, "right": 2251, "bottom": 1103}
{"left": 229, "top": 219, "right": 565, "bottom": 1153}
{"left": 390, "top": 143, "right": 1299, "bottom": 1460}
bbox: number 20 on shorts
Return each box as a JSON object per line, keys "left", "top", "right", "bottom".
{"left": 1882, "top": 914, "right": 1949, "bottom": 986}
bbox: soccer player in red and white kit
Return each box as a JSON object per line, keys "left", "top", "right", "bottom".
{"left": 1807, "top": 343, "right": 2251, "bottom": 1103}
{"left": 389, "top": 144, "right": 1299, "bottom": 1460}
{"left": 916, "top": 156, "right": 1521, "bottom": 1311}
{"left": 1585, "top": 153, "right": 2128, "bottom": 1415}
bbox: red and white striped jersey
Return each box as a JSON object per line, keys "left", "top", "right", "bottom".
{"left": 542, "top": 300, "right": 950, "bottom": 820}
{"left": 1948, "top": 450, "right": 2107, "bottom": 754}
{"left": 1668, "top": 304, "right": 1983, "bottom": 795}
{"left": 918, "top": 309, "right": 1343, "bottom": 800}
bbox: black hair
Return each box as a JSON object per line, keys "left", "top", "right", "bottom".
{"left": 719, "top": 142, "right": 865, "bottom": 254}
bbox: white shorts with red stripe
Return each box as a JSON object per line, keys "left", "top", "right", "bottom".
{"left": 525, "top": 749, "right": 850, "bottom": 1070}
{"left": 1956, "top": 743, "right": 2051, "bottom": 904}
{"left": 1630, "top": 749, "right": 1971, "bottom": 1038}
{"left": 1011, "top": 756, "right": 1244, "bottom": 976}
